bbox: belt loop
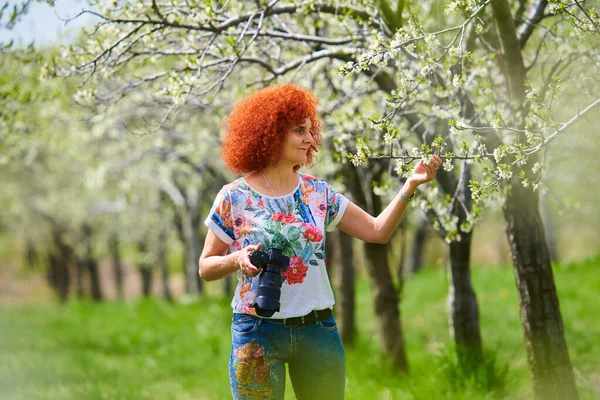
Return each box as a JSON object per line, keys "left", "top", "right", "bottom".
{"left": 301, "top": 315, "right": 305, "bottom": 324}
{"left": 257, "top": 316, "right": 263, "bottom": 326}
{"left": 314, "top": 310, "right": 319, "bottom": 322}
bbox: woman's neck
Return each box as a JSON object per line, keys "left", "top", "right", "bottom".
{"left": 257, "top": 166, "right": 298, "bottom": 196}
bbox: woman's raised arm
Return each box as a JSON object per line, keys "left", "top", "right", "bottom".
{"left": 336, "top": 156, "right": 442, "bottom": 244}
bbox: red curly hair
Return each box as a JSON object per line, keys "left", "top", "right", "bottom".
{"left": 221, "top": 83, "right": 322, "bottom": 174}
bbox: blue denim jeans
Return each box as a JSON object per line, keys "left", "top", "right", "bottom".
{"left": 229, "top": 312, "right": 345, "bottom": 400}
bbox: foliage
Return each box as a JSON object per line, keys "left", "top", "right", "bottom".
{"left": 1, "top": 44, "right": 232, "bottom": 275}
{"left": 338, "top": 0, "right": 600, "bottom": 238}
{"left": 47, "top": 0, "right": 599, "bottom": 244}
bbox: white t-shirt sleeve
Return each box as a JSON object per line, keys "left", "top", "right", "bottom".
{"left": 204, "top": 188, "right": 236, "bottom": 245}
{"left": 325, "top": 182, "right": 349, "bottom": 232}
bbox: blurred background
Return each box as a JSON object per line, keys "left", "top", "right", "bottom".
{"left": 1, "top": 1, "right": 599, "bottom": 399}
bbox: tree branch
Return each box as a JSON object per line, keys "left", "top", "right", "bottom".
{"left": 273, "top": 47, "right": 360, "bottom": 75}
{"left": 517, "top": 0, "right": 549, "bottom": 49}
{"left": 542, "top": 97, "right": 600, "bottom": 147}
{"left": 69, "top": 3, "right": 379, "bottom": 35}
{"left": 492, "top": 0, "right": 527, "bottom": 105}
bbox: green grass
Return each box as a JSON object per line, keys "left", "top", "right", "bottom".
{"left": 1, "top": 256, "right": 599, "bottom": 399}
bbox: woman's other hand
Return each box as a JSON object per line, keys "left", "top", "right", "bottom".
{"left": 236, "top": 243, "right": 262, "bottom": 277}
{"left": 407, "top": 155, "right": 442, "bottom": 186}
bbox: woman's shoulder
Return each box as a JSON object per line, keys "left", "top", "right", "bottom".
{"left": 217, "top": 177, "right": 249, "bottom": 197}
{"left": 298, "top": 173, "right": 326, "bottom": 184}
{"left": 298, "top": 174, "right": 347, "bottom": 202}
{"left": 299, "top": 173, "right": 337, "bottom": 191}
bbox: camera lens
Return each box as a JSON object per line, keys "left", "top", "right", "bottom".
{"left": 253, "top": 264, "right": 283, "bottom": 317}
{"left": 250, "top": 248, "right": 290, "bottom": 317}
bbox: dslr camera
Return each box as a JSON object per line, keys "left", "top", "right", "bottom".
{"left": 249, "top": 248, "right": 289, "bottom": 317}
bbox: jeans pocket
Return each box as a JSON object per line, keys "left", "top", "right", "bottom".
{"left": 232, "top": 315, "right": 258, "bottom": 335}
{"left": 320, "top": 315, "right": 338, "bottom": 331}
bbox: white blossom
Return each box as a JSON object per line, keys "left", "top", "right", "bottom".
{"left": 444, "top": 1, "right": 461, "bottom": 14}
{"left": 383, "top": 133, "right": 393, "bottom": 145}
{"left": 498, "top": 164, "right": 513, "bottom": 180}
{"left": 443, "top": 159, "right": 455, "bottom": 172}
{"left": 493, "top": 147, "right": 506, "bottom": 163}
{"left": 448, "top": 46, "right": 461, "bottom": 57}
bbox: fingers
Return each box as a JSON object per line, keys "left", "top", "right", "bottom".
{"left": 419, "top": 159, "right": 433, "bottom": 173}
{"left": 416, "top": 156, "right": 441, "bottom": 181}
{"left": 243, "top": 266, "right": 260, "bottom": 278}
{"left": 411, "top": 156, "right": 442, "bottom": 186}
{"left": 428, "top": 155, "right": 442, "bottom": 170}
{"left": 419, "top": 156, "right": 441, "bottom": 168}
{"left": 240, "top": 257, "right": 260, "bottom": 277}
{"left": 239, "top": 244, "right": 262, "bottom": 277}
{"left": 426, "top": 155, "right": 442, "bottom": 176}
{"left": 423, "top": 162, "right": 435, "bottom": 177}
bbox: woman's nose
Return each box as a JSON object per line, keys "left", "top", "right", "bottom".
{"left": 304, "top": 131, "right": 315, "bottom": 144}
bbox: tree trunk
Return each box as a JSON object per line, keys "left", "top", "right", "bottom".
{"left": 140, "top": 267, "right": 152, "bottom": 297}
{"left": 75, "top": 258, "right": 85, "bottom": 298}
{"left": 138, "top": 241, "right": 153, "bottom": 297}
{"left": 492, "top": 0, "right": 578, "bottom": 397}
{"left": 443, "top": 166, "right": 483, "bottom": 364}
{"left": 369, "top": 68, "right": 482, "bottom": 367}
{"left": 157, "top": 227, "right": 173, "bottom": 302}
{"left": 25, "top": 240, "right": 40, "bottom": 270}
{"left": 82, "top": 224, "right": 102, "bottom": 301}
{"left": 539, "top": 191, "right": 559, "bottom": 263}
{"left": 336, "top": 230, "right": 356, "bottom": 347}
{"left": 182, "top": 212, "right": 202, "bottom": 295}
{"left": 48, "top": 252, "right": 70, "bottom": 303}
{"left": 397, "top": 221, "right": 407, "bottom": 280}
{"left": 409, "top": 220, "right": 428, "bottom": 275}
{"left": 503, "top": 183, "right": 577, "bottom": 399}
{"left": 344, "top": 162, "right": 408, "bottom": 371}
{"left": 87, "top": 258, "right": 103, "bottom": 301}
{"left": 364, "top": 241, "right": 408, "bottom": 371}
{"left": 447, "top": 232, "right": 483, "bottom": 364}
{"left": 168, "top": 178, "right": 205, "bottom": 296}
{"left": 48, "top": 227, "right": 72, "bottom": 303}
{"left": 414, "top": 156, "right": 483, "bottom": 366}
{"left": 175, "top": 209, "right": 203, "bottom": 295}
{"left": 323, "top": 160, "right": 356, "bottom": 346}
{"left": 109, "top": 233, "right": 124, "bottom": 300}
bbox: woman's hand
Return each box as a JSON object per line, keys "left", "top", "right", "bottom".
{"left": 235, "top": 243, "right": 263, "bottom": 277}
{"left": 407, "top": 155, "right": 442, "bottom": 186}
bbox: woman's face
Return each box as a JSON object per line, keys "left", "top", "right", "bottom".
{"left": 280, "top": 117, "right": 315, "bottom": 167}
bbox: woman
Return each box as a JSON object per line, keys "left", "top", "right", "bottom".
{"left": 199, "top": 83, "right": 441, "bottom": 400}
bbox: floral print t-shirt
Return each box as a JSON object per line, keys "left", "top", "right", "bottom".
{"left": 204, "top": 173, "right": 349, "bottom": 319}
